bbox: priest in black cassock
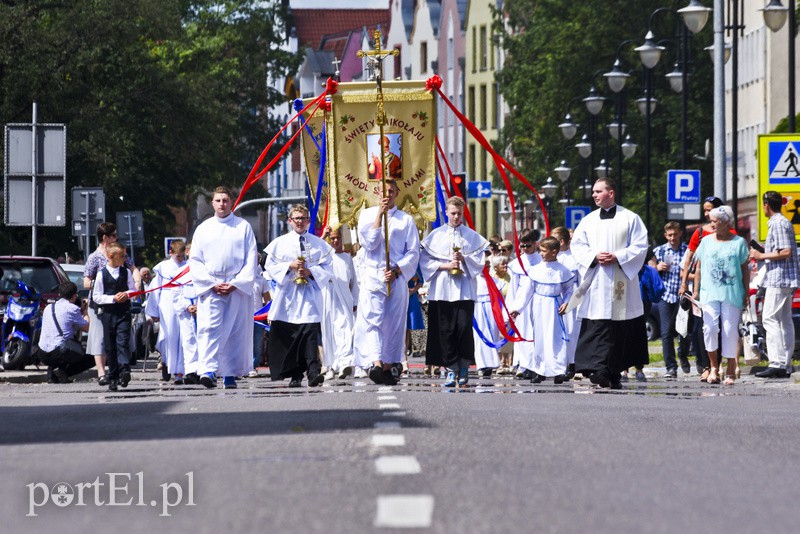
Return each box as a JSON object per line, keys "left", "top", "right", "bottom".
{"left": 570, "top": 178, "right": 649, "bottom": 389}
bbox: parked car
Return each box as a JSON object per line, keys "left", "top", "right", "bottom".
{"left": 646, "top": 304, "right": 662, "bottom": 342}
{"left": 0, "top": 256, "right": 69, "bottom": 308}
{"left": 59, "top": 263, "right": 90, "bottom": 300}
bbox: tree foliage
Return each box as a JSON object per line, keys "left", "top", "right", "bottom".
{"left": 496, "top": 0, "right": 715, "bottom": 239}
{"left": 0, "top": 0, "right": 300, "bottom": 261}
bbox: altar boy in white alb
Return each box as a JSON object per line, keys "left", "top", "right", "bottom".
{"left": 320, "top": 225, "right": 358, "bottom": 379}
{"left": 570, "top": 178, "right": 648, "bottom": 389}
{"left": 189, "top": 186, "right": 258, "bottom": 390}
{"left": 420, "top": 196, "right": 488, "bottom": 386}
{"left": 352, "top": 180, "right": 420, "bottom": 386}
{"left": 264, "top": 205, "right": 333, "bottom": 387}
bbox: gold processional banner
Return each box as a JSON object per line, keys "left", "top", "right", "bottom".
{"left": 327, "top": 80, "right": 436, "bottom": 232}
{"left": 300, "top": 102, "right": 328, "bottom": 225}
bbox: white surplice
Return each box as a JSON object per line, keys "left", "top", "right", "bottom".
{"left": 321, "top": 252, "right": 358, "bottom": 370}
{"left": 352, "top": 206, "right": 420, "bottom": 366}
{"left": 189, "top": 212, "right": 258, "bottom": 377}
{"left": 419, "top": 224, "right": 488, "bottom": 302}
{"left": 570, "top": 205, "right": 648, "bottom": 321}
{"left": 510, "top": 261, "right": 576, "bottom": 376}
{"left": 507, "top": 252, "right": 542, "bottom": 370}
{"left": 145, "top": 258, "right": 187, "bottom": 375}
{"left": 178, "top": 281, "right": 199, "bottom": 375}
{"left": 263, "top": 231, "right": 333, "bottom": 324}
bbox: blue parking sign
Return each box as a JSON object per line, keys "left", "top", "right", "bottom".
{"left": 565, "top": 206, "right": 591, "bottom": 230}
{"left": 667, "top": 170, "right": 701, "bottom": 203}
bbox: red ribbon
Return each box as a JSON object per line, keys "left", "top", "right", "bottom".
{"left": 233, "top": 78, "right": 336, "bottom": 210}
{"left": 425, "top": 75, "right": 443, "bottom": 92}
{"left": 128, "top": 265, "right": 191, "bottom": 298}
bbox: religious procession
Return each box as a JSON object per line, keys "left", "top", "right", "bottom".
{"left": 37, "top": 31, "right": 796, "bottom": 394}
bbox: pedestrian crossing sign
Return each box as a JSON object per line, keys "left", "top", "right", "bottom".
{"left": 757, "top": 134, "right": 800, "bottom": 239}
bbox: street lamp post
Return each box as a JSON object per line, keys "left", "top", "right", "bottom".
{"left": 761, "top": 0, "right": 796, "bottom": 133}
{"left": 541, "top": 176, "right": 558, "bottom": 225}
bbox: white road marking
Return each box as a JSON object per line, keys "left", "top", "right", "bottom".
{"left": 371, "top": 434, "right": 405, "bottom": 447}
{"left": 383, "top": 411, "right": 406, "bottom": 417}
{"left": 375, "top": 456, "right": 421, "bottom": 475}
{"left": 374, "top": 495, "right": 434, "bottom": 528}
{"left": 379, "top": 403, "right": 400, "bottom": 409}
{"left": 374, "top": 421, "right": 402, "bottom": 429}
{"left": 378, "top": 395, "right": 397, "bottom": 400}
{"left": 377, "top": 386, "right": 394, "bottom": 393}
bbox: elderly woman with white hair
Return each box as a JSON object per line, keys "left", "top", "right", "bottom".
{"left": 692, "top": 205, "right": 750, "bottom": 385}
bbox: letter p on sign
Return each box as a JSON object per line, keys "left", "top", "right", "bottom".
{"left": 667, "top": 170, "right": 701, "bottom": 203}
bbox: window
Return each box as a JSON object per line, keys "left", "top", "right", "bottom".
{"left": 448, "top": 38, "right": 454, "bottom": 70}
{"left": 480, "top": 84, "right": 487, "bottom": 130}
{"left": 471, "top": 27, "right": 477, "bottom": 73}
{"left": 393, "top": 47, "right": 401, "bottom": 80}
{"left": 480, "top": 149, "right": 487, "bottom": 181}
{"left": 490, "top": 31, "right": 495, "bottom": 70}
{"left": 479, "top": 26, "right": 487, "bottom": 71}
{"left": 420, "top": 42, "right": 428, "bottom": 74}
{"left": 469, "top": 144, "right": 476, "bottom": 184}
{"left": 468, "top": 86, "right": 476, "bottom": 123}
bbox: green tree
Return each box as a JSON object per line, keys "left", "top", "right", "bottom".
{"left": 496, "top": 0, "right": 714, "bottom": 238}
{"left": 0, "top": 0, "right": 300, "bottom": 261}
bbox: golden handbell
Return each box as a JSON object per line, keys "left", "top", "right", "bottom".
{"left": 449, "top": 246, "right": 464, "bottom": 276}
{"left": 294, "top": 256, "right": 309, "bottom": 285}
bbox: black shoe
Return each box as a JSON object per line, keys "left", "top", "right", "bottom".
{"left": 98, "top": 375, "right": 109, "bottom": 386}
{"left": 530, "top": 373, "right": 545, "bottom": 384}
{"left": 680, "top": 358, "right": 692, "bottom": 374}
{"left": 288, "top": 377, "right": 302, "bottom": 387}
{"left": 161, "top": 366, "right": 170, "bottom": 382}
{"left": 382, "top": 369, "right": 398, "bottom": 386}
{"left": 183, "top": 373, "right": 199, "bottom": 385}
{"left": 553, "top": 374, "right": 567, "bottom": 385}
{"left": 609, "top": 379, "right": 623, "bottom": 390}
{"left": 589, "top": 371, "right": 611, "bottom": 388}
{"left": 308, "top": 373, "right": 325, "bottom": 387}
{"left": 664, "top": 369, "right": 678, "bottom": 379}
{"left": 520, "top": 369, "right": 534, "bottom": 380}
{"left": 368, "top": 365, "right": 385, "bottom": 385}
{"left": 108, "top": 380, "right": 118, "bottom": 392}
{"left": 565, "top": 364, "right": 576, "bottom": 380}
{"left": 755, "top": 367, "right": 789, "bottom": 378}
{"left": 120, "top": 371, "right": 131, "bottom": 388}
{"left": 53, "top": 368, "right": 72, "bottom": 384}
{"left": 481, "top": 368, "right": 493, "bottom": 378}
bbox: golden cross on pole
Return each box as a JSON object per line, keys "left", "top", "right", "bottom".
{"left": 358, "top": 29, "right": 399, "bottom": 295}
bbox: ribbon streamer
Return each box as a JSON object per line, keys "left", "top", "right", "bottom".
{"left": 128, "top": 265, "right": 191, "bottom": 298}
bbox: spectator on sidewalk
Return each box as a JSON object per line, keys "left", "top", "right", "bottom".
{"left": 37, "top": 282, "right": 93, "bottom": 383}
{"left": 653, "top": 221, "right": 690, "bottom": 378}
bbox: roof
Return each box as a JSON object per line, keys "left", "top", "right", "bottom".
{"left": 428, "top": 1, "right": 442, "bottom": 38}
{"left": 292, "top": 8, "right": 391, "bottom": 48}
{"left": 303, "top": 48, "right": 337, "bottom": 75}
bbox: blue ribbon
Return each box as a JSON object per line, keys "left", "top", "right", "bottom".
{"left": 293, "top": 98, "right": 326, "bottom": 234}
{"left": 254, "top": 301, "right": 272, "bottom": 332}
{"left": 472, "top": 295, "right": 514, "bottom": 349}
{"left": 432, "top": 174, "right": 448, "bottom": 229}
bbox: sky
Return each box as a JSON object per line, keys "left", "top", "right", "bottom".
{"left": 289, "top": 0, "right": 389, "bottom": 8}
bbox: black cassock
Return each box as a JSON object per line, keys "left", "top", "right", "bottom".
{"left": 268, "top": 320, "right": 322, "bottom": 380}
{"left": 574, "top": 315, "right": 648, "bottom": 375}
{"left": 425, "top": 300, "right": 475, "bottom": 368}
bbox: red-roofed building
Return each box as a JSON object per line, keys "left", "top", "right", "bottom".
{"left": 292, "top": 9, "right": 390, "bottom": 49}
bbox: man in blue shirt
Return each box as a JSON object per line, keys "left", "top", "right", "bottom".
{"left": 752, "top": 191, "right": 800, "bottom": 378}
{"left": 653, "top": 221, "right": 690, "bottom": 378}
{"left": 38, "top": 282, "right": 93, "bottom": 383}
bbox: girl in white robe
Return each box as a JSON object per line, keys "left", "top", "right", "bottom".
{"left": 145, "top": 244, "right": 187, "bottom": 383}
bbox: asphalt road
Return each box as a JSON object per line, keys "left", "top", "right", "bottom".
{"left": 1, "top": 369, "right": 799, "bottom": 534}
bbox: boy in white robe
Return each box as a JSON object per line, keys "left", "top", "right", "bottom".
{"left": 145, "top": 240, "right": 187, "bottom": 384}
{"left": 352, "top": 179, "right": 420, "bottom": 386}
{"left": 506, "top": 229, "right": 541, "bottom": 378}
{"left": 553, "top": 226, "right": 581, "bottom": 380}
{"left": 189, "top": 186, "right": 258, "bottom": 389}
{"left": 264, "top": 204, "right": 334, "bottom": 387}
{"left": 570, "top": 178, "right": 648, "bottom": 389}
{"left": 473, "top": 253, "right": 503, "bottom": 377}
{"left": 320, "top": 225, "right": 358, "bottom": 379}
{"left": 510, "top": 237, "right": 575, "bottom": 383}
{"left": 420, "top": 196, "right": 488, "bottom": 386}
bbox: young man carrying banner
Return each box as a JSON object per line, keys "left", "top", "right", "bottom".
{"left": 352, "top": 180, "right": 420, "bottom": 385}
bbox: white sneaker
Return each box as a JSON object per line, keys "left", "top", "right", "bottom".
{"left": 248, "top": 369, "right": 258, "bottom": 378}
{"left": 353, "top": 367, "right": 367, "bottom": 378}
{"left": 324, "top": 369, "right": 335, "bottom": 380}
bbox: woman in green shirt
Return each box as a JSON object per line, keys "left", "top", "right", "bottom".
{"left": 693, "top": 206, "right": 750, "bottom": 385}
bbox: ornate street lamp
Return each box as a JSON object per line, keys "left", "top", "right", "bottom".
{"left": 558, "top": 113, "right": 579, "bottom": 140}
{"left": 582, "top": 86, "right": 605, "bottom": 116}
{"left": 621, "top": 135, "right": 638, "bottom": 159}
{"left": 677, "top": 0, "right": 713, "bottom": 34}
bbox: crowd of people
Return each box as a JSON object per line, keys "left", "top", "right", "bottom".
{"left": 35, "top": 180, "right": 799, "bottom": 391}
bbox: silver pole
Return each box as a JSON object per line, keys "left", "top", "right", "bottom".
{"left": 84, "top": 192, "right": 91, "bottom": 262}
{"left": 31, "top": 102, "right": 37, "bottom": 256}
{"left": 713, "top": 0, "right": 726, "bottom": 200}
{"left": 126, "top": 214, "right": 135, "bottom": 262}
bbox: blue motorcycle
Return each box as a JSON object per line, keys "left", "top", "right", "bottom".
{"left": 1, "top": 280, "right": 43, "bottom": 370}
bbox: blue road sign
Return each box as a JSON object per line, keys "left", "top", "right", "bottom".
{"left": 767, "top": 140, "right": 800, "bottom": 184}
{"left": 565, "top": 206, "right": 591, "bottom": 230}
{"left": 667, "top": 170, "right": 701, "bottom": 203}
{"left": 467, "top": 181, "right": 492, "bottom": 199}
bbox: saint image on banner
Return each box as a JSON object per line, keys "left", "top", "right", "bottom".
{"left": 367, "top": 133, "right": 403, "bottom": 181}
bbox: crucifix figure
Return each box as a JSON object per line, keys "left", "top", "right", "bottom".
{"left": 331, "top": 56, "right": 342, "bottom": 82}
{"left": 357, "top": 29, "right": 399, "bottom": 294}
